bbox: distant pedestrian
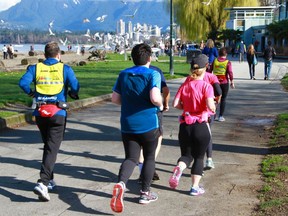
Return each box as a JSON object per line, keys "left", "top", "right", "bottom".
{"left": 237, "top": 41, "right": 246, "bottom": 63}
{"left": 169, "top": 54, "right": 216, "bottom": 196}
{"left": 231, "top": 41, "right": 236, "bottom": 57}
{"left": 2, "top": 45, "right": 8, "bottom": 59}
{"left": 177, "top": 42, "right": 181, "bottom": 56}
{"left": 7, "top": 44, "right": 14, "bottom": 59}
{"left": 19, "top": 41, "right": 80, "bottom": 202}
{"left": 202, "top": 39, "right": 218, "bottom": 72}
{"left": 200, "top": 40, "right": 205, "bottom": 50}
{"left": 80, "top": 45, "right": 85, "bottom": 56}
{"left": 211, "top": 47, "right": 235, "bottom": 122}
{"left": 30, "top": 45, "right": 34, "bottom": 52}
{"left": 181, "top": 42, "right": 187, "bottom": 56}
{"left": 246, "top": 44, "right": 258, "bottom": 80}
{"left": 110, "top": 43, "right": 163, "bottom": 213}
{"left": 263, "top": 41, "right": 276, "bottom": 80}
{"left": 164, "top": 42, "right": 170, "bottom": 56}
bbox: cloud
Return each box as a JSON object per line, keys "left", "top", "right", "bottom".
{"left": 0, "top": 0, "right": 21, "bottom": 12}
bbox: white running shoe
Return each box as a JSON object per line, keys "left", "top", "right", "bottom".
{"left": 190, "top": 186, "right": 205, "bottom": 196}
{"left": 205, "top": 159, "right": 215, "bottom": 169}
{"left": 218, "top": 116, "right": 225, "bottom": 122}
{"left": 33, "top": 182, "right": 50, "bottom": 201}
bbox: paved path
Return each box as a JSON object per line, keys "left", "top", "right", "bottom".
{"left": 0, "top": 58, "right": 288, "bottom": 216}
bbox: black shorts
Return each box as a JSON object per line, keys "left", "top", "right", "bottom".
{"left": 157, "top": 111, "right": 163, "bottom": 135}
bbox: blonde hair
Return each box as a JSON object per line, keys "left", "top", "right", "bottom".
{"left": 206, "top": 39, "right": 214, "bottom": 48}
{"left": 247, "top": 44, "right": 255, "bottom": 55}
{"left": 190, "top": 68, "right": 206, "bottom": 79}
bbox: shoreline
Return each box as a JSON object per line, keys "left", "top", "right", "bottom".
{"left": 0, "top": 51, "right": 91, "bottom": 72}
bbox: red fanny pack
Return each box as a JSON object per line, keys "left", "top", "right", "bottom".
{"left": 38, "top": 104, "right": 62, "bottom": 117}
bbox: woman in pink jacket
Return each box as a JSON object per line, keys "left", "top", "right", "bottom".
{"left": 169, "top": 54, "right": 216, "bottom": 196}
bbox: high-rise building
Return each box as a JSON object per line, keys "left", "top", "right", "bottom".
{"left": 154, "top": 25, "right": 161, "bottom": 37}
{"left": 117, "top": 19, "right": 125, "bottom": 35}
{"left": 127, "top": 21, "right": 133, "bottom": 39}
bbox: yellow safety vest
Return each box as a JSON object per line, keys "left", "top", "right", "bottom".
{"left": 36, "top": 62, "right": 64, "bottom": 95}
{"left": 213, "top": 59, "right": 229, "bottom": 82}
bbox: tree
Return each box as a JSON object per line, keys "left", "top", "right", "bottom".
{"left": 266, "top": 19, "right": 288, "bottom": 43}
{"left": 259, "top": 0, "right": 276, "bottom": 6}
{"left": 217, "top": 29, "right": 243, "bottom": 44}
{"left": 171, "top": 0, "right": 258, "bottom": 41}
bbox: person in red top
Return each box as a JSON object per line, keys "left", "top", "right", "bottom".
{"left": 211, "top": 47, "right": 235, "bottom": 122}
{"left": 169, "top": 54, "right": 216, "bottom": 196}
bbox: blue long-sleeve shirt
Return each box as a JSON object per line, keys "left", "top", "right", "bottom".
{"left": 202, "top": 47, "right": 218, "bottom": 64}
{"left": 19, "top": 58, "right": 80, "bottom": 116}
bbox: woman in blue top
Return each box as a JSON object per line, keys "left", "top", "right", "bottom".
{"left": 110, "top": 43, "right": 163, "bottom": 213}
{"left": 202, "top": 39, "right": 218, "bottom": 72}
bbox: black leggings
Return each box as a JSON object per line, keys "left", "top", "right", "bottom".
{"left": 36, "top": 115, "right": 66, "bottom": 186}
{"left": 248, "top": 62, "right": 255, "bottom": 79}
{"left": 178, "top": 122, "right": 211, "bottom": 175}
{"left": 119, "top": 128, "right": 160, "bottom": 192}
{"left": 219, "top": 83, "right": 229, "bottom": 117}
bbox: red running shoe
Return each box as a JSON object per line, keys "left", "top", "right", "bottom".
{"left": 110, "top": 182, "right": 125, "bottom": 213}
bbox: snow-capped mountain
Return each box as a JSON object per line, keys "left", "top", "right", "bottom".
{"left": 0, "top": 0, "right": 170, "bottom": 32}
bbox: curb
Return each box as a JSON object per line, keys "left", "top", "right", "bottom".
{"left": 0, "top": 93, "right": 112, "bottom": 131}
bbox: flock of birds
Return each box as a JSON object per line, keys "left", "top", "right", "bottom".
{"left": 45, "top": 0, "right": 215, "bottom": 51}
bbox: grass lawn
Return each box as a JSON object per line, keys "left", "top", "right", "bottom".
{"left": 0, "top": 53, "right": 190, "bottom": 117}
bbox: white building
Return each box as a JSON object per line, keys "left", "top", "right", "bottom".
{"left": 117, "top": 19, "right": 125, "bottom": 35}
{"left": 225, "top": 6, "right": 275, "bottom": 51}
{"left": 154, "top": 25, "right": 161, "bottom": 37}
{"left": 127, "top": 21, "right": 133, "bottom": 39}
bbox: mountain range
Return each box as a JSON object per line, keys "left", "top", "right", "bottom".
{"left": 0, "top": 0, "right": 170, "bottom": 33}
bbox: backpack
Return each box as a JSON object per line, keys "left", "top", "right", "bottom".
{"left": 264, "top": 47, "right": 276, "bottom": 61}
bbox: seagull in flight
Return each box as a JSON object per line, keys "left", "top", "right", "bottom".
{"left": 83, "top": 18, "right": 90, "bottom": 23}
{"left": 48, "top": 27, "right": 55, "bottom": 36}
{"left": 202, "top": 0, "right": 212, "bottom": 5}
{"left": 59, "top": 37, "right": 68, "bottom": 46}
{"left": 83, "top": 29, "right": 91, "bottom": 37}
{"left": 124, "top": 8, "right": 138, "bottom": 19}
{"left": 48, "top": 20, "right": 54, "bottom": 28}
{"left": 121, "top": 0, "right": 127, "bottom": 4}
{"left": 48, "top": 20, "right": 55, "bottom": 35}
{"left": 96, "top": 15, "right": 107, "bottom": 22}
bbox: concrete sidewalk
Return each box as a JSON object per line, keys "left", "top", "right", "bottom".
{"left": 0, "top": 58, "right": 288, "bottom": 216}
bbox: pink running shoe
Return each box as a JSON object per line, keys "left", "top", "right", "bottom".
{"left": 169, "top": 166, "right": 182, "bottom": 189}
{"left": 110, "top": 182, "right": 125, "bottom": 213}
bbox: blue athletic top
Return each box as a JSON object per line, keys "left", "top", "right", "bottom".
{"left": 113, "top": 65, "right": 161, "bottom": 134}
{"left": 149, "top": 65, "right": 167, "bottom": 91}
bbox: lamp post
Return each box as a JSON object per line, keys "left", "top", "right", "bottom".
{"left": 169, "top": 0, "right": 174, "bottom": 76}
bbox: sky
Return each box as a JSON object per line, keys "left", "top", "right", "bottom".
{"left": 0, "top": 0, "right": 21, "bottom": 11}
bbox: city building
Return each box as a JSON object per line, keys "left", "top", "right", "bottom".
{"left": 117, "top": 19, "right": 125, "bottom": 35}
{"left": 127, "top": 21, "right": 133, "bottom": 39}
{"left": 225, "top": 1, "right": 288, "bottom": 52}
{"left": 225, "top": 6, "right": 275, "bottom": 51}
